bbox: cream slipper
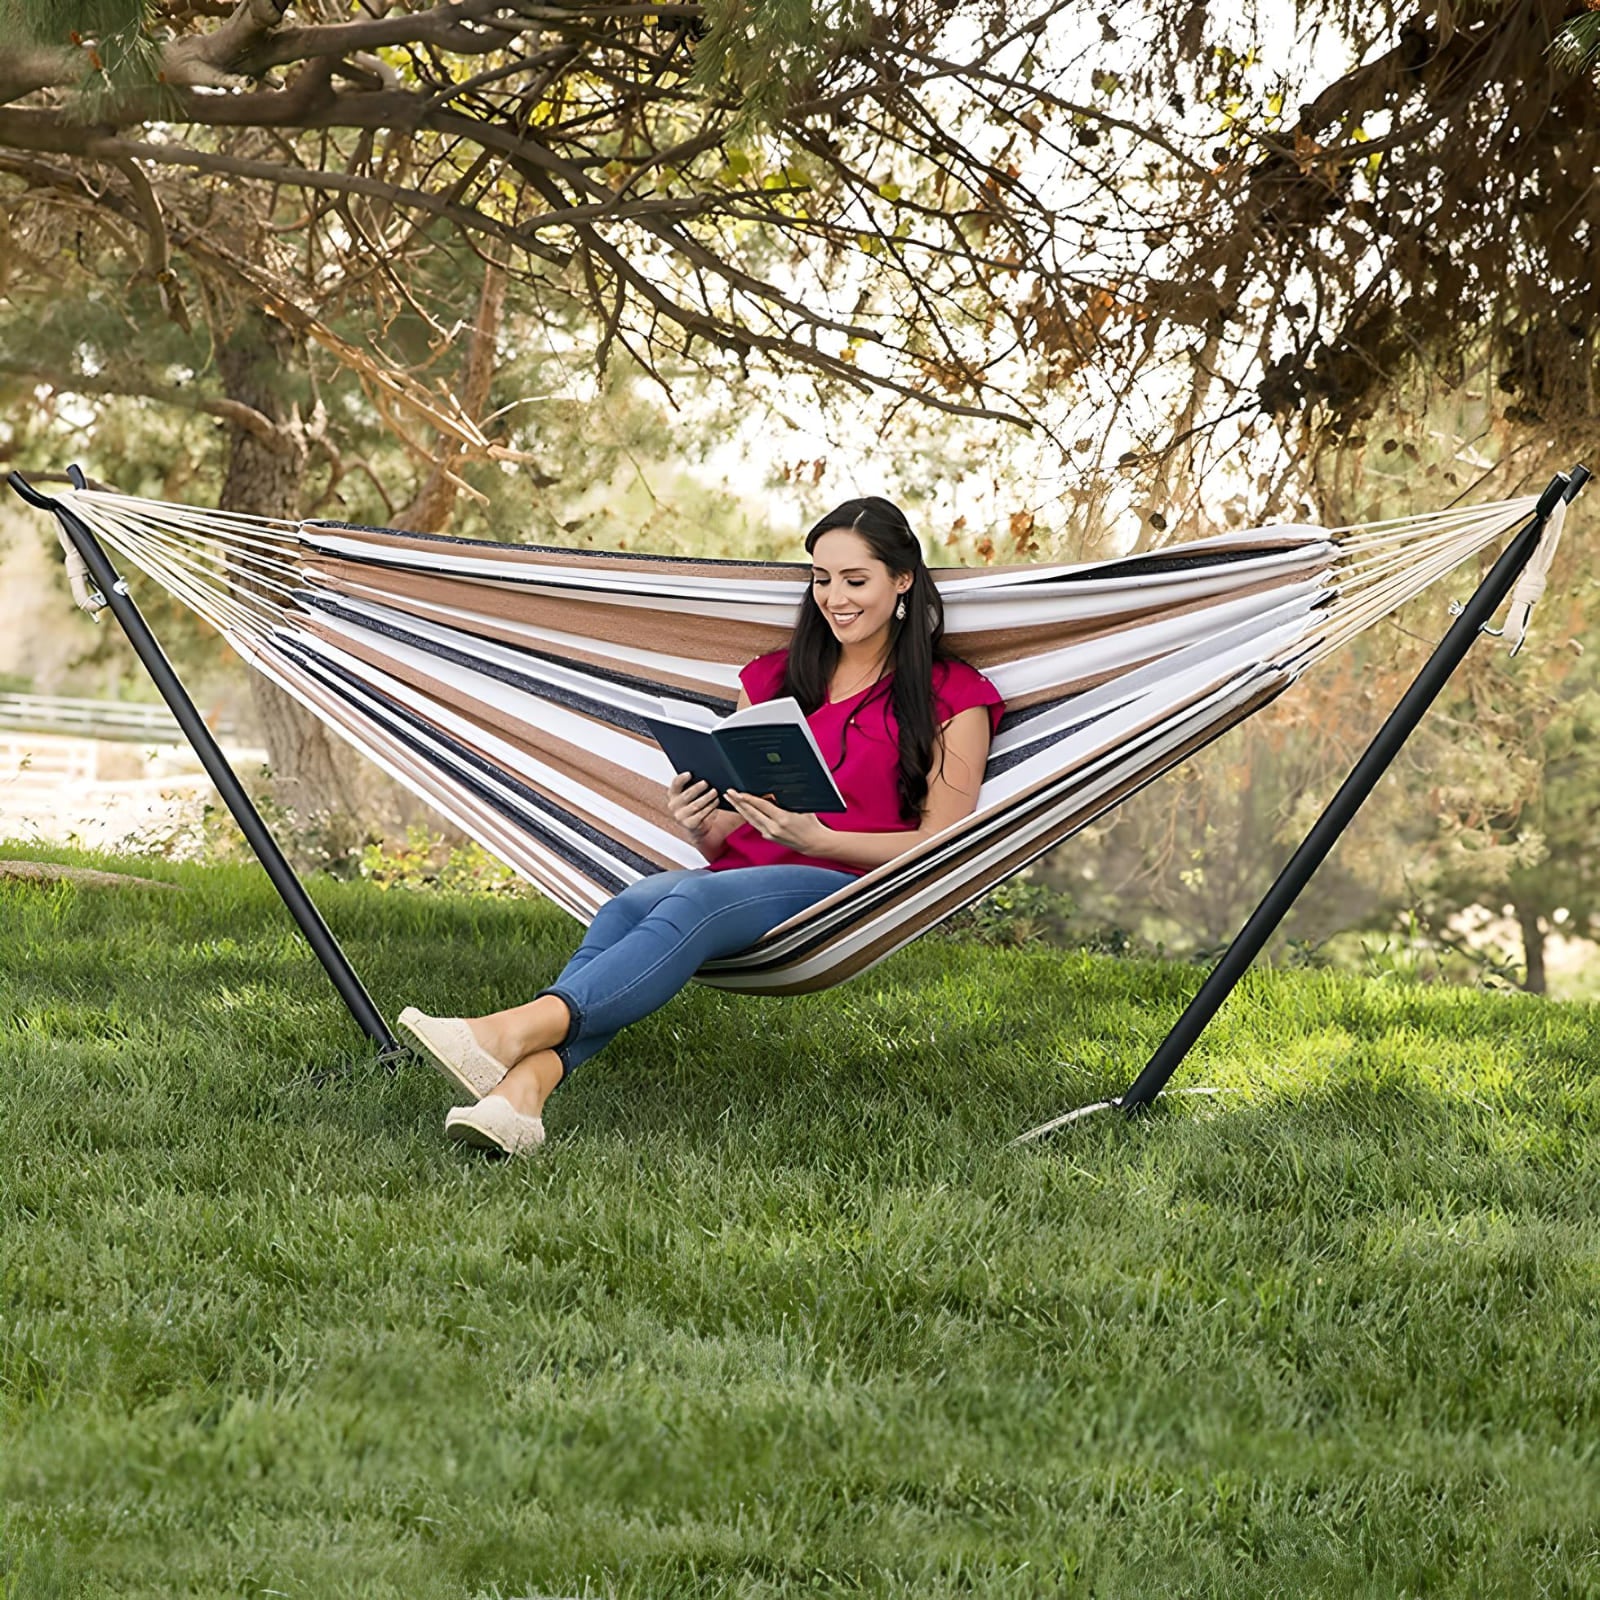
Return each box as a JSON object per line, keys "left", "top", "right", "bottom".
{"left": 444, "top": 1094, "right": 546, "bottom": 1157}
{"left": 397, "top": 1006, "right": 510, "bottom": 1100}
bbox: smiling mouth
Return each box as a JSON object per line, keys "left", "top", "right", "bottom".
{"left": 830, "top": 611, "right": 862, "bottom": 625}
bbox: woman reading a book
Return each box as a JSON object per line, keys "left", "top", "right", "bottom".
{"left": 400, "top": 497, "right": 1003, "bottom": 1155}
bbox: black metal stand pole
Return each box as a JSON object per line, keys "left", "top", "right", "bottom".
{"left": 7, "top": 467, "right": 400, "bottom": 1057}
{"left": 1113, "top": 463, "right": 1590, "bottom": 1117}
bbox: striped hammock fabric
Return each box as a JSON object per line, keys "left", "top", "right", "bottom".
{"left": 47, "top": 487, "right": 1543, "bottom": 993}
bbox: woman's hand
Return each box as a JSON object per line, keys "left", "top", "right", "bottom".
{"left": 667, "top": 772, "right": 721, "bottom": 840}
{"left": 724, "top": 791, "right": 830, "bottom": 856}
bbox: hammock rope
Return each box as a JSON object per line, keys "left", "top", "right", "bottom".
{"left": 46, "top": 486, "right": 1546, "bottom": 993}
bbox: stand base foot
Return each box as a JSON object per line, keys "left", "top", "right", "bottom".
{"left": 1013, "top": 1085, "right": 1230, "bottom": 1145}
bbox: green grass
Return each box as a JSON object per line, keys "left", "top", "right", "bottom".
{"left": 3, "top": 846, "right": 1598, "bottom": 1598}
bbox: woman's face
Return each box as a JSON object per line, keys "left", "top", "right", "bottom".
{"left": 808, "top": 527, "right": 913, "bottom": 653}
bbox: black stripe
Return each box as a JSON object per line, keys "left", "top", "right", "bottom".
{"left": 276, "top": 640, "right": 657, "bottom": 891}
{"left": 986, "top": 705, "right": 1116, "bottom": 776}
{"left": 303, "top": 519, "right": 1320, "bottom": 585}
{"left": 296, "top": 589, "right": 735, "bottom": 731}
{"left": 1047, "top": 542, "right": 1320, "bottom": 583}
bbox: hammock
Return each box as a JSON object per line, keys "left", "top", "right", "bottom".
{"left": 41, "top": 485, "right": 1547, "bottom": 994}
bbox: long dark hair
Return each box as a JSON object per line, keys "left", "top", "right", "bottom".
{"left": 782, "top": 496, "right": 950, "bottom": 823}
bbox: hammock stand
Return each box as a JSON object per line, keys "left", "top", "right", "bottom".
{"left": 8, "top": 466, "right": 401, "bottom": 1057}
{"left": 1019, "top": 463, "right": 1590, "bottom": 1141}
{"left": 6, "top": 463, "right": 1589, "bottom": 1132}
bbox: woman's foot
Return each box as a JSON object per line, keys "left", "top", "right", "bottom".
{"left": 442, "top": 1049, "right": 562, "bottom": 1157}
{"left": 397, "top": 1008, "right": 512, "bottom": 1100}
{"left": 444, "top": 1095, "right": 545, "bottom": 1157}
{"left": 492, "top": 1049, "right": 565, "bottom": 1120}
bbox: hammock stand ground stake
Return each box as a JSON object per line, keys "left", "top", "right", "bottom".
{"left": 7, "top": 467, "right": 401, "bottom": 1059}
{"left": 1017, "top": 464, "right": 1590, "bottom": 1144}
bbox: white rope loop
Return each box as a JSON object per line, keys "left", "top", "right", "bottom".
{"left": 1503, "top": 497, "right": 1567, "bottom": 656}
{"left": 54, "top": 524, "right": 106, "bottom": 616}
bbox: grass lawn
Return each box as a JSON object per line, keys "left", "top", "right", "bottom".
{"left": 2, "top": 846, "right": 1598, "bottom": 1598}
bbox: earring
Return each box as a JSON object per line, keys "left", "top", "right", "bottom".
{"left": 895, "top": 597, "right": 907, "bottom": 621}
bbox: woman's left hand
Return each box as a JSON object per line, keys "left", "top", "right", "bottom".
{"left": 724, "top": 792, "right": 830, "bottom": 856}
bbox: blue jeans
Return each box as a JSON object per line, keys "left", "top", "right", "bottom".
{"left": 536, "top": 865, "right": 856, "bottom": 1073}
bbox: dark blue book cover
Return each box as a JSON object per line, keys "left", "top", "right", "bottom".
{"left": 644, "top": 697, "right": 846, "bottom": 813}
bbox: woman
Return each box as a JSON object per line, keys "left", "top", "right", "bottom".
{"left": 399, "top": 496, "right": 1004, "bottom": 1156}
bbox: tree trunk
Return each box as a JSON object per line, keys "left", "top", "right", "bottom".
{"left": 217, "top": 310, "right": 404, "bottom": 861}
{"left": 1517, "top": 901, "right": 1547, "bottom": 995}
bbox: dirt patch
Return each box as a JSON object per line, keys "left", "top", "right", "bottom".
{"left": 0, "top": 859, "right": 181, "bottom": 891}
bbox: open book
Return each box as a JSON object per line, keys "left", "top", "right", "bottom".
{"left": 642, "top": 696, "right": 847, "bottom": 814}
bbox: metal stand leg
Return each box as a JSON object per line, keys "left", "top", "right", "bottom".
{"left": 1018, "top": 464, "right": 1590, "bottom": 1144}
{"left": 7, "top": 467, "right": 400, "bottom": 1057}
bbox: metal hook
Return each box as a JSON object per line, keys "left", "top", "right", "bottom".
{"left": 1448, "top": 599, "right": 1506, "bottom": 639}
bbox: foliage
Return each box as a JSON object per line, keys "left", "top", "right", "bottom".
{"left": 938, "top": 872, "right": 1082, "bottom": 948}
{"left": 4, "top": 0, "right": 1594, "bottom": 521}
{"left": 0, "top": 0, "right": 1110, "bottom": 438}
{"left": 1550, "top": 7, "right": 1600, "bottom": 75}
{"left": 3, "top": 850, "right": 1600, "bottom": 1594}
{"left": 1148, "top": 2, "right": 1597, "bottom": 480}
{"left": 936, "top": 872, "right": 1157, "bottom": 957}
{"left": 357, "top": 824, "right": 525, "bottom": 896}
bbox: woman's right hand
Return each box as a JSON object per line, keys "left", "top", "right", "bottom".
{"left": 666, "top": 771, "right": 720, "bottom": 839}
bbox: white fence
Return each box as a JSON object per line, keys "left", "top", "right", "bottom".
{"left": 0, "top": 692, "right": 237, "bottom": 744}
{"left": 0, "top": 732, "right": 97, "bottom": 786}
{"left": 0, "top": 718, "right": 266, "bottom": 847}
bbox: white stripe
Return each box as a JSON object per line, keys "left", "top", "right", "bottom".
{"left": 305, "top": 578, "right": 746, "bottom": 691}
{"left": 980, "top": 574, "right": 1330, "bottom": 707}
{"left": 703, "top": 670, "right": 1283, "bottom": 988}
{"left": 279, "top": 629, "right": 700, "bottom": 872}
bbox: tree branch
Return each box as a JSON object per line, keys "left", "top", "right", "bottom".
{"left": 0, "top": 359, "right": 294, "bottom": 448}
{"left": 160, "top": 0, "right": 292, "bottom": 88}
{"left": 0, "top": 44, "right": 81, "bottom": 106}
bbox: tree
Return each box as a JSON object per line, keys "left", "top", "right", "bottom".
{"left": 4, "top": 1, "right": 1597, "bottom": 942}
{"left": 1, "top": 0, "right": 1183, "bottom": 820}
{"left": 1016, "top": 2, "right": 1600, "bottom": 985}
{"left": 0, "top": 0, "right": 1151, "bottom": 426}
{"left": 1107, "top": 0, "right": 1598, "bottom": 517}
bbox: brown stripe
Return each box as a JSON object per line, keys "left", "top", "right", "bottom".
{"left": 310, "top": 568, "right": 1156, "bottom": 716}
{"left": 310, "top": 574, "right": 739, "bottom": 703}
{"left": 296, "top": 617, "right": 681, "bottom": 867}
{"left": 705, "top": 677, "right": 1287, "bottom": 993}
{"left": 305, "top": 553, "right": 1317, "bottom": 679}
{"left": 305, "top": 559, "right": 792, "bottom": 664}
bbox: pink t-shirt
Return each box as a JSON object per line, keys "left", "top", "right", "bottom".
{"left": 706, "top": 650, "right": 1004, "bottom": 877}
